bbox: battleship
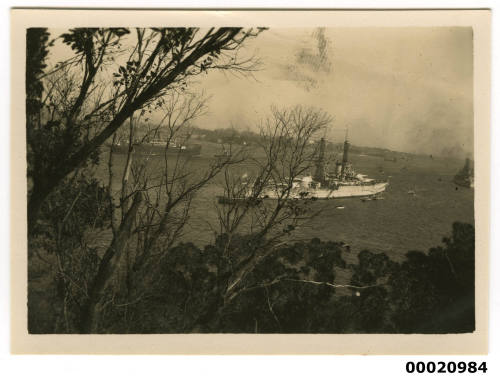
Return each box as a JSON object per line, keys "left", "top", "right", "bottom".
{"left": 109, "top": 139, "right": 202, "bottom": 157}
{"left": 218, "top": 134, "right": 389, "bottom": 203}
{"left": 454, "top": 157, "right": 474, "bottom": 188}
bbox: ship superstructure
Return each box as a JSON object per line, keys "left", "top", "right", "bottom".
{"left": 258, "top": 134, "right": 389, "bottom": 200}
{"left": 454, "top": 157, "right": 474, "bottom": 188}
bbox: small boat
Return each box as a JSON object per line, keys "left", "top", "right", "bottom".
{"left": 361, "top": 194, "right": 385, "bottom": 202}
{"left": 407, "top": 190, "right": 416, "bottom": 196}
{"left": 335, "top": 205, "right": 345, "bottom": 209}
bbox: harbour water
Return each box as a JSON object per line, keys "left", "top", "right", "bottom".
{"left": 96, "top": 145, "right": 474, "bottom": 263}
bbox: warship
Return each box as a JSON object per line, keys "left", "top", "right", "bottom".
{"left": 218, "top": 134, "right": 389, "bottom": 203}
{"left": 454, "top": 157, "right": 474, "bottom": 188}
{"left": 110, "top": 139, "right": 202, "bottom": 157}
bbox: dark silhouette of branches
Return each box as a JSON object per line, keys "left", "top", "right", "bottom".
{"left": 27, "top": 27, "right": 265, "bottom": 232}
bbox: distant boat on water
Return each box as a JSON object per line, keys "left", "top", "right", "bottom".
{"left": 454, "top": 157, "right": 474, "bottom": 188}
{"left": 109, "top": 139, "right": 202, "bottom": 157}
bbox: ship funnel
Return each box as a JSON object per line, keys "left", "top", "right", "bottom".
{"left": 341, "top": 134, "right": 350, "bottom": 178}
{"left": 313, "top": 138, "right": 327, "bottom": 184}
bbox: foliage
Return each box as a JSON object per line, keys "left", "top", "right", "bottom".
{"left": 389, "top": 222, "right": 475, "bottom": 333}
{"left": 26, "top": 28, "right": 50, "bottom": 117}
{"left": 26, "top": 27, "right": 265, "bottom": 332}
{"left": 119, "top": 237, "right": 346, "bottom": 333}
{"left": 76, "top": 222, "right": 474, "bottom": 334}
{"left": 27, "top": 27, "right": 265, "bottom": 229}
{"left": 28, "top": 173, "right": 112, "bottom": 333}
{"left": 28, "top": 213, "right": 475, "bottom": 333}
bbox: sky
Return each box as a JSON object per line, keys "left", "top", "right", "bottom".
{"left": 192, "top": 27, "right": 474, "bottom": 157}
{"left": 47, "top": 27, "right": 474, "bottom": 156}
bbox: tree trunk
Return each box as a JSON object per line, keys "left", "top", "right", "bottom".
{"left": 80, "top": 192, "right": 142, "bottom": 333}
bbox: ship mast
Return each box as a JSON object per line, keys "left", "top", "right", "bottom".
{"left": 340, "top": 127, "right": 350, "bottom": 179}
{"left": 313, "top": 137, "right": 327, "bottom": 184}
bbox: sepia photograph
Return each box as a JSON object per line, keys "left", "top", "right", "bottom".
{"left": 10, "top": 9, "right": 491, "bottom": 354}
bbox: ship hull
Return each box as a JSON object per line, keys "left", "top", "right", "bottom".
{"left": 260, "top": 182, "right": 389, "bottom": 200}
{"left": 454, "top": 177, "right": 474, "bottom": 188}
{"left": 110, "top": 143, "right": 202, "bottom": 157}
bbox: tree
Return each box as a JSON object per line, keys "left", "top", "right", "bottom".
{"left": 28, "top": 170, "right": 113, "bottom": 333}
{"left": 27, "top": 27, "right": 265, "bottom": 231}
{"left": 389, "top": 222, "right": 475, "bottom": 333}
{"left": 80, "top": 90, "right": 251, "bottom": 332}
{"left": 27, "top": 27, "right": 265, "bottom": 332}
{"left": 176, "top": 105, "right": 334, "bottom": 328}
{"left": 26, "top": 28, "right": 50, "bottom": 194}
